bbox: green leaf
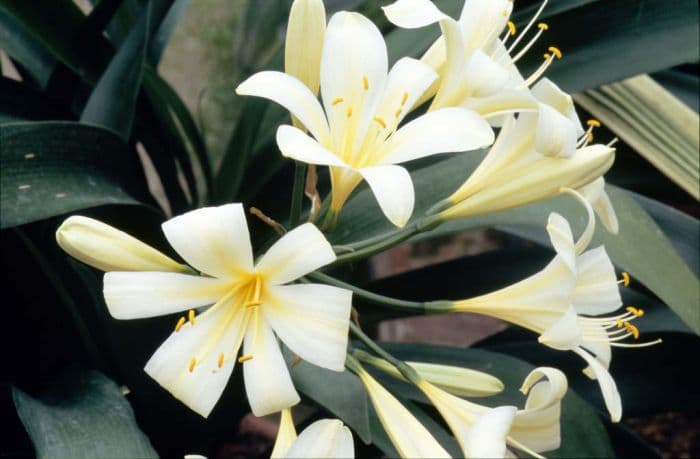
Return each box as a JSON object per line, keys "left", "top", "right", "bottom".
{"left": 0, "top": 8, "right": 55, "bottom": 86}
{"left": 653, "top": 69, "right": 700, "bottom": 112}
{"left": 12, "top": 369, "right": 157, "bottom": 459}
{"left": 80, "top": 1, "right": 150, "bottom": 139}
{"left": 147, "top": 0, "right": 191, "bottom": 66}
{"left": 0, "top": 121, "right": 154, "bottom": 228}
{"left": 575, "top": 75, "right": 700, "bottom": 200}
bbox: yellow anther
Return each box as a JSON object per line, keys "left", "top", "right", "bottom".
{"left": 587, "top": 119, "right": 601, "bottom": 128}
{"left": 373, "top": 116, "right": 387, "bottom": 129}
{"left": 188, "top": 309, "right": 196, "bottom": 325}
{"left": 401, "top": 91, "right": 409, "bottom": 105}
{"left": 244, "top": 275, "right": 263, "bottom": 307}
{"left": 188, "top": 357, "right": 196, "bottom": 373}
{"left": 217, "top": 353, "right": 225, "bottom": 368}
{"left": 331, "top": 97, "right": 344, "bottom": 105}
{"left": 626, "top": 306, "right": 645, "bottom": 317}
{"left": 624, "top": 322, "right": 640, "bottom": 339}
{"left": 238, "top": 354, "right": 254, "bottom": 363}
{"left": 394, "top": 108, "right": 403, "bottom": 118}
{"left": 346, "top": 106, "right": 353, "bottom": 118}
{"left": 246, "top": 300, "right": 262, "bottom": 308}
{"left": 621, "top": 271, "right": 630, "bottom": 287}
{"left": 548, "top": 46, "right": 562, "bottom": 59}
{"left": 507, "top": 21, "right": 516, "bottom": 36}
{"left": 544, "top": 53, "right": 551, "bottom": 59}
{"left": 616, "top": 318, "right": 624, "bottom": 328}
{"left": 586, "top": 131, "right": 594, "bottom": 142}
{"left": 174, "top": 316, "right": 186, "bottom": 332}
{"left": 362, "top": 75, "right": 369, "bottom": 90}
{"left": 538, "top": 22, "right": 549, "bottom": 30}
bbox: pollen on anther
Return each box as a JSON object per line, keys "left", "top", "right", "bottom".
{"left": 401, "top": 91, "right": 409, "bottom": 105}
{"left": 548, "top": 46, "right": 562, "bottom": 59}
{"left": 238, "top": 354, "right": 254, "bottom": 363}
{"left": 188, "top": 309, "right": 196, "bottom": 324}
{"left": 394, "top": 108, "right": 403, "bottom": 118}
{"left": 346, "top": 106, "right": 353, "bottom": 118}
{"left": 175, "top": 316, "right": 186, "bottom": 332}
{"left": 507, "top": 21, "right": 516, "bottom": 36}
{"left": 616, "top": 318, "right": 623, "bottom": 328}
{"left": 586, "top": 132, "right": 594, "bottom": 142}
{"left": 543, "top": 53, "right": 551, "bottom": 59}
{"left": 217, "top": 353, "right": 225, "bottom": 368}
{"left": 624, "top": 322, "right": 640, "bottom": 339}
{"left": 188, "top": 357, "right": 197, "bottom": 372}
{"left": 373, "top": 116, "right": 387, "bottom": 128}
{"left": 538, "top": 22, "right": 549, "bottom": 31}
{"left": 621, "top": 271, "right": 630, "bottom": 287}
{"left": 587, "top": 119, "right": 601, "bottom": 128}
{"left": 331, "top": 97, "right": 344, "bottom": 105}
{"left": 362, "top": 75, "right": 369, "bottom": 90}
{"left": 626, "top": 306, "right": 644, "bottom": 317}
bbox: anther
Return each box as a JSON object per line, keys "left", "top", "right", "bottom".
{"left": 394, "top": 108, "right": 402, "bottom": 118}
{"left": 538, "top": 22, "right": 549, "bottom": 30}
{"left": 616, "top": 318, "right": 624, "bottom": 328}
{"left": 587, "top": 119, "right": 601, "bottom": 128}
{"left": 246, "top": 300, "right": 262, "bottom": 308}
{"left": 548, "top": 46, "right": 562, "bottom": 59}
{"left": 217, "top": 353, "right": 225, "bottom": 368}
{"left": 624, "top": 322, "right": 640, "bottom": 339}
{"left": 401, "top": 91, "right": 409, "bottom": 105}
{"left": 373, "top": 116, "right": 387, "bottom": 128}
{"left": 331, "top": 97, "right": 344, "bottom": 105}
{"left": 346, "top": 106, "right": 353, "bottom": 118}
{"left": 174, "top": 316, "right": 186, "bottom": 332}
{"left": 507, "top": 21, "right": 516, "bottom": 36}
{"left": 621, "top": 271, "right": 630, "bottom": 287}
{"left": 188, "top": 309, "right": 196, "bottom": 325}
{"left": 362, "top": 75, "right": 369, "bottom": 90}
{"left": 543, "top": 53, "right": 551, "bottom": 59}
{"left": 586, "top": 131, "right": 594, "bottom": 142}
{"left": 626, "top": 306, "right": 644, "bottom": 317}
{"left": 188, "top": 357, "right": 197, "bottom": 373}
{"left": 238, "top": 354, "right": 254, "bottom": 363}
{"left": 245, "top": 275, "right": 264, "bottom": 307}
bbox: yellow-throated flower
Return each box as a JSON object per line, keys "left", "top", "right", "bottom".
{"left": 272, "top": 409, "right": 354, "bottom": 459}
{"left": 451, "top": 196, "right": 659, "bottom": 421}
{"left": 418, "top": 367, "right": 568, "bottom": 458}
{"left": 236, "top": 11, "right": 494, "bottom": 228}
{"left": 82, "top": 204, "right": 352, "bottom": 418}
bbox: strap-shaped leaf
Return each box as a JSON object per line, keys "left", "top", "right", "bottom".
{"left": 0, "top": 121, "right": 153, "bottom": 228}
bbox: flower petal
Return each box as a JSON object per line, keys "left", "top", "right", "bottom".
{"left": 573, "top": 347, "right": 622, "bottom": 422}
{"left": 255, "top": 223, "right": 336, "bottom": 285}
{"left": 546, "top": 213, "right": 576, "bottom": 274}
{"left": 374, "top": 57, "right": 437, "bottom": 125}
{"left": 468, "top": 406, "right": 517, "bottom": 459}
{"left": 243, "top": 311, "right": 300, "bottom": 416}
{"left": 430, "top": 16, "right": 468, "bottom": 109}
{"left": 573, "top": 246, "right": 622, "bottom": 315}
{"left": 538, "top": 306, "right": 583, "bottom": 350}
{"left": 535, "top": 103, "right": 578, "bottom": 158}
{"left": 276, "top": 125, "right": 348, "bottom": 167}
{"left": 579, "top": 177, "right": 619, "bottom": 234}
{"left": 382, "top": 0, "right": 448, "bottom": 28}
{"left": 236, "top": 71, "right": 330, "bottom": 143}
{"left": 144, "top": 300, "right": 248, "bottom": 417}
{"left": 462, "top": 50, "right": 511, "bottom": 98}
{"left": 271, "top": 409, "right": 297, "bottom": 459}
{"left": 284, "top": 419, "right": 354, "bottom": 458}
{"left": 264, "top": 284, "right": 352, "bottom": 371}
{"left": 285, "top": 0, "right": 326, "bottom": 96}
{"left": 358, "top": 165, "right": 415, "bottom": 227}
{"left": 377, "top": 108, "right": 494, "bottom": 165}
{"left": 532, "top": 78, "right": 584, "bottom": 136}
{"left": 103, "top": 271, "right": 231, "bottom": 319}
{"left": 162, "top": 204, "right": 253, "bottom": 280}
{"left": 457, "top": 0, "right": 512, "bottom": 53}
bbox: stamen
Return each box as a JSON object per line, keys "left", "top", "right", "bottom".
{"left": 174, "top": 316, "right": 186, "bottom": 332}
{"left": 244, "top": 275, "right": 263, "bottom": 308}
{"left": 607, "top": 137, "right": 619, "bottom": 147}
{"left": 621, "top": 271, "right": 630, "bottom": 287}
{"left": 188, "top": 357, "right": 197, "bottom": 373}
{"left": 373, "top": 116, "right": 387, "bottom": 128}
{"left": 394, "top": 108, "right": 403, "bottom": 118}
{"left": 538, "top": 22, "right": 549, "bottom": 31}
{"left": 548, "top": 46, "right": 562, "bottom": 59}
{"left": 587, "top": 119, "right": 601, "bottom": 128}
{"left": 346, "top": 106, "right": 353, "bottom": 118}
{"left": 401, "top": 91, "right": 409, "bottom": 105}
{"left": 611, "top": 338, "right": 663, "bottom": 348}
{"left": 217, "top": 353, "right": 225, "bottom": 368}
{"left": 522, "top": 53, "right": 556, "bottom": 86}
{"left": 238, "top": 354, "right": 254, "bottom": 363}
{"left": 507, "top": 21, "right": 516, "bottom": 36}
{"left": 616, "top": 318, "right": 624, "bottom": 328}
{"left": 331, "top": 97, "right": 344, "bottom": 105}
{"left": 624, "top": 322, "right": 640, "bottom": 339}
{"left": 508, "top": 0, "right": 549, "bottom": 52}
{"left": 362, "top": 75, "right": 369, "bottom": 90}
{"left": 626, "top": 306, "right": 644, "bottom": 317}
{"left": 188, "top": 309, "right": 196, "bottom": 325}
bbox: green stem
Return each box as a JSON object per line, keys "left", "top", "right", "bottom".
{"left": 349, "top": 322, "right": 420, "bottom": 383}
{"left": 309, "top": 271, "right": 452, "bottom": 313}
{"left": 289, "top": 161, "right": 307, "bottom": 228}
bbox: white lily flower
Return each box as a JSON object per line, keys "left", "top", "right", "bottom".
{"left": 101, "top": 204, "right": 352, "bottom": 417}
{"left": 236, "top": 11, "right": 494, "bottom": 227}
{"left": 56, "top": 216, "right": 189, "bottom": 273}
{"left": 273, "top": 412, "right": 354, "bottom": 459}
{"left": 418, "top": 366, "right": 568, "bottom": 458}
{"left": 578, "top": 177, "right": 619, "bottom": 234}
{"left": 452, "top": 195, "right": 659, "bottom": 421}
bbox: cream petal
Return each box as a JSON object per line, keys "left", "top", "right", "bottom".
{"left": 236, "top": 71, "right": 330, "bottom": 143}
{"left": 285, "top": 0, "right": 326, "bottom": 96}
{"left": 284, "top": 419, "right": 354, "bottom": 458}
{"left": 264, "top": 284, "right": 352, "bottom": 371}
{"left": 581, "top": 337, "right": 612, "bottom": 379}
{"left": 458, "top": 0, "right": 512, "bottom": 53}
{"left": 276, "top": 125, "right": 348, "bottom": 167}
{"left": 546, "top": 213, "right": 576, "bottom": 274}
{"left": 373, "top": 57, "right": 437, "bottom": 126}
{"left": 462, "top": 50, "right": 511, "bottom": 98}
{"left": 573, "top": 246, "right": 622, "bottom": 315}
{"left": 382, "top": 0, "right": 447, "bottom": 28}
{"left": 573, "top": 347, "right": 622, "bottom": 422}
{"left": 431, "top": 17, "right": 468, "bottom": 109}
{"left": 103, "top": 271, "right": 231, "bottom": 319}
{"left": 468, "top": 406, "right": 517, "bottom": 459}
{"left": 144, "top": 300, "right": 248, "bottom": 417}
{"left": 243, "top": 311, "right": 300, "bottom": 416}
{"left": 358, "top": 165, "right": 415, "bottom": 227}
{"left": 271, "top": 409, "right": 298, "bottom": 458}
{"left": 255, "top": 223, "right": 336, "bottom": 285}
{"left": 376, "top": 108, "right": 494, "bottom": 165}
{"left": 538, "top": 306, "right": 583, "bottom": 351}
{"left": 464, "top": 89, "right": 537, "bottom": 120}
{"left": 532, "top": 78, "right": 584, "bottom": 136}
{"left": 535, "top": 103, "right": 578, "bottom": 158}
{"left": 162, "top": 204, "right": 253, "bottom": 280}
{"left": 579, "top": 177, "right": 619, "bottom": 234}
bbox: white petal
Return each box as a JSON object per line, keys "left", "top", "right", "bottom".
{"left": 458, "top": 0, "right": 512, "bottom": 53}
{"left": 285, "top": 0, "right": 326, "bottom": 96}
{"left": 243, "top": 311, "right": 300, "bottom": 416}
{"left": 382, "top": 0, "right": 447, "bottom": 28}
{"left": 374, "top": 57, "right": 437, "bottom": 125}
{"left": 462, "top": 50, "right": 511, "bottom": 98}
{"left": 236, "top": 71, "right": 330, "bottom": 143}
{"left": 162, "top": 204, "right": 253, "bottom": 280}
{"left": 468, "top": 406, "right": 517, "bottom": 459}
{"left": 546, "top": 213, "right": 576, "bottom": 274}
{"left": 463, "top": 88, "right": 537, "bottom": 120}
{"left": 284, "top": 419, "right": 354, "bottom": 458}
{"left": 579, "top": 177, "right": 619, "bottom": 234}
{"left": 538, "top": 306, "right": 583, "bottom": 351}
{"left": 358, "top": 165, "right": 415, "bottom": 227}
{"left": 276, "top": 125, "right": 347, "bottom": 167}
{"left": 573, "top": 347, "right": 622, "bottom": 422}
{"left": 535, "top": 103, "right": 578, "bottom": 158}
{"left": 377, "top": 108, "right": 494, "bottom": 165}
{"left": 255, "top": 223, "right": 336, "bottom": 285}
{"left": 532, "top": 78, "right": 584, "bottom": 136}
{"left": 430, "top": 17, "right": 467, "bottom": 109}
{"left": 144, "top": 300, "right": 248, "bottom": 417}
{"left": 581, "top": 336, "right": 612, "bottom": 380}
{"left": 573, "top": 246, "right": 622, "bottom": 315}
{"left": 271, "top": 409, "right": 297, "bottom": 459}
{"left": 264, "top": 284, "right": 351, "bottom": 371}
{"left": 103, "top": 272, "right": 231, "bottom": 319}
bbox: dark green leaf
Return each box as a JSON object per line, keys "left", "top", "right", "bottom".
{"left": 653, "top": 68, "right": 700, "bottom": 112}
{"left": 148, "top": 0, "right": 191, "bottom": 66}
{"left": 13, "top": 369, "right": 157, "bottom": 459}
{"left": 0, "top": 8, "right": 55, "bottom": 86}
{"left": 0, "top": 121, "right": 154, "bottom": 228}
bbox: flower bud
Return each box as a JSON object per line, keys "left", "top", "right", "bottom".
{"left": 285, "top": 0, "right": 326, "bottom": 96}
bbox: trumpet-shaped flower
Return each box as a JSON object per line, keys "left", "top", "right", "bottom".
{"left": 97, "top": 204, "right": 352, "bottom": 417}
{"left": 451, "top": 195, "right": 659, "bottom": 421}
{"left": 236, "top": 11, "right": 494, "bottom": 227}
{"left": 272, "top": 410, "right": 354, "bottom": 459}
{"left": 418, "top": 366, "right": 568, "bottom": 457}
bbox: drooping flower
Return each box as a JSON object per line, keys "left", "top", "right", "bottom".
{"left": 272, "top": 410, "right": 354, "bottom": 459}
{"left": 236, "top": 11, "right": 494, "bottom": 227}
{"left": 84, "top": 204, "right": 352, "bottom": 418}
{"left": 451, "top": 194, "right": 659, "bottom": 421}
